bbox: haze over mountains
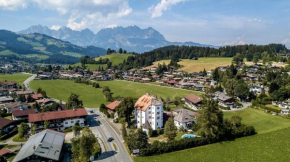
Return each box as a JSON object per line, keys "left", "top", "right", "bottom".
{"left": 19, "top": 25, "right": 214, "bottom": 53}
{"left": 0, "top": 30, "right": 106, "bottom": 64}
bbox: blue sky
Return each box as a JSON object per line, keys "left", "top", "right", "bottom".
{"left": 0, "top": 0, "right": 290, "bottom": 47}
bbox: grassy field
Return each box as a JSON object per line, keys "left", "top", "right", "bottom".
{"left": 29, "top": 80, "right": 202, "bottom": 108}
{"left": 71, "top": 63, "right": 107, "bottom": 70}
{"left": 95, "top": 53, "right": 134, "bottom": 65}
{"left": 25, "top": 54, "right": 49, "bottom": 60}
{"left": 0, "top": 73, "right": 32, "bottom": 84}
{"left": 224, "top": 108, "right": 290, "bottom": 134}
{"left": 147, "top": 57, "right": 233, "bottom": 72}
{"left": 135, "top": 108, "right": 290, "bottom": 162}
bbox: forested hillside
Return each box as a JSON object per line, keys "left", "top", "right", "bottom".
{"left": 0, "top": 30, "right": 106, "bottom": 64}
{"left": 118, "top": 44, "right": 288, "bottom": 70}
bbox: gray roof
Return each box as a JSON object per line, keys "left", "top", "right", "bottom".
{"left": 215, "top": 92, "right": 232, "bottom": 101}
{"left": 173, "top": 108, "right": 200, "bottom": 123}
{"left": 13, "top": 129, "right": 65, "bottom": 162}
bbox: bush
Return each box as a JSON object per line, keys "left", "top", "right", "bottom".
{"left": 63, "top": 127, "right": 73, "bottom": 133}
{"left": 157, "top": 127, "right": 163, "bottom": 135}
{"left": 139, "top": 124, "right": 256, "bottom": 156}
{"left": 260, "top": 105, "right": 280, "bottom": 113}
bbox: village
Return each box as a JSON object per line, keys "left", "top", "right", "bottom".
{"left": 0, "top": 52, "right": 290, "bottom": 161}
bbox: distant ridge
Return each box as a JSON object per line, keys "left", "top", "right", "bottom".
{"left": 0, "top": 29, "right": 106, "bottom": 64}
{"left": 19, "top": 25, "right": 215, "bottom": 53}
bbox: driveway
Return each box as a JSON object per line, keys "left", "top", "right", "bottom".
{"left": 222, "top": 102, "right": 251, "bottom": 112}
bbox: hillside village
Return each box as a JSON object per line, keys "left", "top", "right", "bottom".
{"left": 0, "top": 47, "right": 289, "bottom": 161}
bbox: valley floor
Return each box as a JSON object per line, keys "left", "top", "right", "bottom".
{"left": 29, "top": 79, "right": 202, "bottom": 107}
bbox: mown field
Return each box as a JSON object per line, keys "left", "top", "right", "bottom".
{"left": 0, "top": 73, "right": 32, "bottom": 84}
{"left": 72, "top": 63, "right": 107, "bottom": 70}
{"left": 95, "top": 53, "right": 134, "bottom": 65}
{"left": 135, "top": 108, "right": 290, "bottom": 162}
{"left": 29, "top": 80, "right": 202, "bottom": 108}
{"left": 147, "top": 57, "right": 233, "bottom": 72}
{"left": 71, "top": 53, "right": 133, "bottom": 70}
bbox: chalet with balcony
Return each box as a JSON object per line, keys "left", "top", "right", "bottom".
{"left": 29, "top": 108, "right": 87, "bottom": 132}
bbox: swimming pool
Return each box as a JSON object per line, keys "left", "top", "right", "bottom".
{"left": 182, "top": 134, "right": 197, "bottom": 139}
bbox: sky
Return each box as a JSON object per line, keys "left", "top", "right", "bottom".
{"left": 0, "top": 0, "right": 290, "bottom": 47}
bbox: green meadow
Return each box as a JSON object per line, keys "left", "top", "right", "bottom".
{"left": 0, "top": 73, "right": 32, "bottom": 84}
{"left": 95, "top": 53, "right": 134, "bottom": 65}
{"left": 29, "top": 80, "right": 202, "bottom": 108}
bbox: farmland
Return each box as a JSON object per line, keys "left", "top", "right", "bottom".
{"left": 71, "top": 53, "right": 133, "bottom": 70}
{"left": 0, "top": 73, "right": 32, "bottom": 84}
{"left": 147, "top": 57, "right": 233, "bottom": 72}
{"left": 135, "top": 108, "right": 290, "bottom": 162}
{"left": 29, "top": 80, "right": 202, "bottom": 108}
{"left": 71, "top": 63, "right": 107, "bottom": 70}
{"left": 95, "top": 53, "right": 134, "bottom": 65}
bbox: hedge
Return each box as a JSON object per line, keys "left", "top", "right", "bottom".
{"left": 139, "top": 125, "right": 256, "bottom": 156}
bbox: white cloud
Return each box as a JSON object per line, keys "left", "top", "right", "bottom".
{"left": 282, "top": 38, "right": 290, "bottom": 44}
{"left": 50, "top": 25, "right": 61, "bottom": 30}
{"left": 248, "top": 18, "right": 262, "bottom": 22}
{"left": 0, "top": 0, "right": 132, "bottom": 30}
{"left": 106, "top": 24, "right": 117, "bottom": 28}
{"left": 0, "top": 0, "right": 28, "bottom": 10}
{"left": 219, "top": 35, "right": 247, "bottom": 46}
{"left": 149, "top": 0, "right": 186, "bottom": 18}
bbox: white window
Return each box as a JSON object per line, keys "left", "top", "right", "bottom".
{"left": 71, "top": 121, "right": 74, "bottom": 123}
{"left": 65, "top": 122, "right": 68, "bottom": 124}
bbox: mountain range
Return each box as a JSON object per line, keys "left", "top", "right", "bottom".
{"left": 0, "top": 30, "right": 106, "bottom": 64}
{"left": 19, "top": 25, "right": 214, "bottom": 53}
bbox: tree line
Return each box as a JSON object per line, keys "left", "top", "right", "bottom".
{"left": 117, "top": 44, "right": 288, "bottom": 70}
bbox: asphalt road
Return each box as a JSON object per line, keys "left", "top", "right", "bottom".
{"left": 86, "top": 108, "right": 132, "bottom": 162}
{"left": 23, "top": 74, "right": 37, "bottom": 91}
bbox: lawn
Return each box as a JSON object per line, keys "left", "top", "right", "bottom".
{"left": 135, "top": 127, "right": 290, "bottom": 162}
{"left": 95, "top": 53, "right": 134, "bottom": 65}
{"left": 29, "top": 80, "right": 202, "bottom": 108}
{"left": 0, "top": 145, "right": 17, "bottom": 149}
{"left": 135, "top": 108, "right": 290, "bottom": 162}
{"left": 147, "top": 57, "right": 233, "bottom": 72}
{"left": 224, "top": 108, "right": 290, "bottom": 134}
{"left": 12, "top": 135, "right": 27, "bottom": 142}
{"left": 71, "top": 63, "right": 107, "bottom": 70}
{"left": 0, "top": 73, "right": 32, "bottom": 84}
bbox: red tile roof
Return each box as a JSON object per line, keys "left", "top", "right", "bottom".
{"left": 0, "top": 148, "right": 11, "bottom": 156}
{"left": 35, "top": 98, "right": 54, "bottom": 104}
{"left": 16, "top": 90, "right": 33, "bottom": 95}
{"left": 167, "top": 80, "right": 177, "bottom": 84}
{"left": 0, "top": 81, "right": 16, "bottom": 86}
{"left": 106, "top": 101, "right": 121, "bottom": 111}
{"left": 25, "top": 93, "right": 43, "bottom": 100}
{"left": 184, "top": 94, "right": 203, "bottom": 104}
{"left": 29, "top": 108, "right": 87, "bottom": 123}
{"left": 0, "top": 117, "right": 12, "bottom": 129}
{"left": 12, "top": 109, "right": 36, "bottom": 117}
